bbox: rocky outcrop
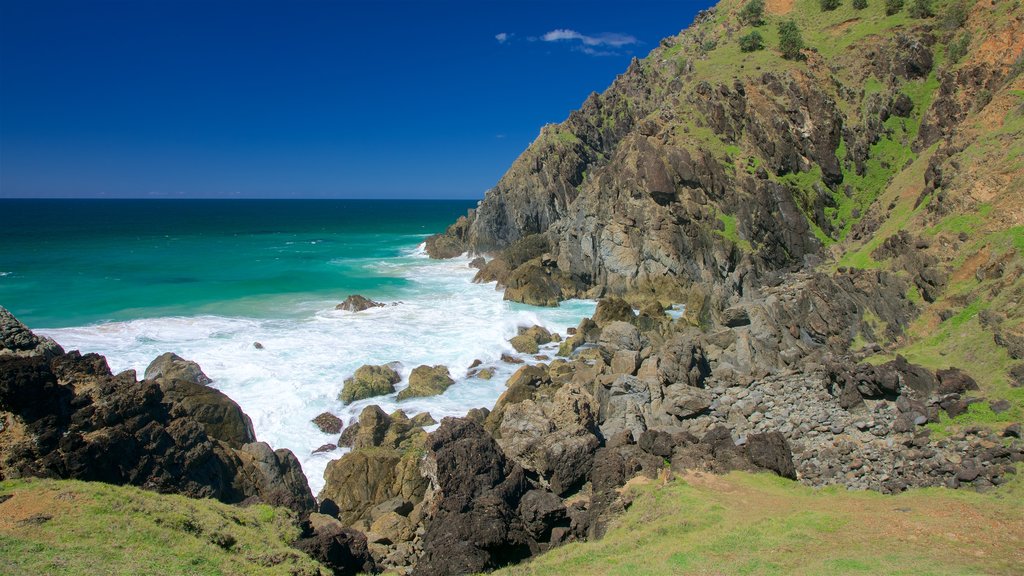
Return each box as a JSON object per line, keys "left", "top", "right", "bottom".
{"left": 397, "top": 365, "right": 454, "bottom": 401}
{"left": 336, "top": 295, "right": 385, "bottom": 312}
{"left": 340, "top": 364, "right": 401, "bottom": 403}
{"left": 0, "top": 307, "right": 63, "bottom": 360}
{"left": 0, "top": 329, "right": 315, "bottom": 515}
{"left": 313, "top": 412, "right": 344, "bottom": 434}
{"left": 414, "top": 418, "right": 570, "bottom": 575}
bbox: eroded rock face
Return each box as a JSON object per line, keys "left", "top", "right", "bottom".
{"left": 144, "top": 352, "right": 212, "bottom": 386}
{"left": 0, "top": 335, "right": 315, "bottom": 516}
{"left": 414, "top": 418, "right": 569, "bottom": 575}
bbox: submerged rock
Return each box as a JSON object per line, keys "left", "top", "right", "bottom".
{"left": 313, "top": 412, "right": 344, "bottom": 434}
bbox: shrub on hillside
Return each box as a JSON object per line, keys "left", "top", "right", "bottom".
{"left": 908, "top": 0, "right": 934, "bottom": 18}
{"left": 946, "top": 32, "right": 971, "bottom": 64}
{"left": 778, "top": 20, "right": 805, "bottom": 60}
{"left": 739, "top": 31, "right": 765, "bottom": 52}
{"left": 940, "top": 1, "right": 969, "bottom": 29}
{"left": 886, "top": 0, "right": 905, "bottom": 15}
{"left": 739, "top": 0, "right": 766, "bottom": 26}
{"left": 853, "top": 0, "right": 868, "bottom": 9}
{"left": 820, "top": 0, "right": 842, "bottom": 11}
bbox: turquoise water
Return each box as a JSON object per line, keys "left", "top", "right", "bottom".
{"left": 0, "top": 199, "right": 473, "bottom": 327}
{"left": 0, "top": 199, "right": 595, "bottom": 494}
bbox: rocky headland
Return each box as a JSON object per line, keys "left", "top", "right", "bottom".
{"left": 3, "top": 0, "right": 1024, "bottom": 574}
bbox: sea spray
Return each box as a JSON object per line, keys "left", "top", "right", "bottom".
{"left": 43, "top": 248, "right": 594, "bottom": 494}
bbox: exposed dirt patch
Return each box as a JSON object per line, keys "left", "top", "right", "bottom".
{"left": 766, "top": 0, "right": 794, "bottom": 15}
{"left": 829, "top": 18, "right": 862, "bottom": 35}
{"left": 0, "top": 486, "right": 74, "bottom": 532}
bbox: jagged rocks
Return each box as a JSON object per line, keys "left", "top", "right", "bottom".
{"left": 509, "top": 325, "right": 554, "bottom": 354}
{"left": 0, "top": 345, "right": 315, "bottom": 515}
{"left": 745, "top": 432, "right": 797, "bottom": 480}
{"left": 414, "top": 418, "right": 568, "bottom": 576}
{"left": 336, "top": 295, "right": 385, "bottom": 312}
{"left": 0, "top": 307, "right": 63, "bottom": 360}
{"left": 292, "top": 522, "right": 377, "bottom": 576}
{"left": 397, "top": 365, "right": 454, "bottom": 401}
{"left": 592, "top": 298, "right": 636, "bottom": 327}
{"left": 341, "top": 364, "right": 401, "bottom": 403}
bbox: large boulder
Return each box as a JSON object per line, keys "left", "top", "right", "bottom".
{"left": 0, "top": 307, "right": 63, "bottom": 359}
{"left": 397, "top": 365, "right": 454, "bottom": 400}
{"left": 592, "top": 298, "right": 636, "bottom": 327}
{"left": 341, "top": 364, "right": 401, "bottom": 403}
{"left": 144, "top": 352, "right": 212, "bottom": 386}
{"left": 598, "top": 321, "right": 641, "bottom": 352}
{"left": 745, "top": 432, "right": 796, "bottom": 480}
{"left": 292, "top": 523, "right": 377, "bottom": 576}
{"left": 158, "top": 377, "right": 256, "bottom": 448}
{"left": 318, "top": 448, "right": 428, "bottom": 526}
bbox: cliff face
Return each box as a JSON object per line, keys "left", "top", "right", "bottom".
{"left": 430, "top": 0, "right": 1024, "bottom": 320}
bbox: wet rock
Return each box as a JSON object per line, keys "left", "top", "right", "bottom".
{"left": 313, "top": 443, "right": 338, "bottom": 454}
{"left": 336, "top": 295, "right": 385, "bottom": 312}
{"left": 144, "top": 352, "right": 212, "bottom": 386}
{"left": 313, "top": 412, "right": 344, "bottom": 434}
{"left": 341, "top": 364, "right": 401, "bottom": 403}
{"left": 397, "top": 365, "right": 454, "bottom": 400}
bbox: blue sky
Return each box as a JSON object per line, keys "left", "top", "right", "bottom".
{"left": 0, "top": 0, "right": 711, "bottom": 199}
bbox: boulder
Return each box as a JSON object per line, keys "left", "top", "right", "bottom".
{"left": 318, "top": 448, "right": 429, "bottom": 526}
{"left": 661, "top": 384, "right": 713, "bottom": 419}
{"left": 336, "top": 295, "right": 384, "bottom": 312}
{"left": 592, "top": 298, "right": 636, "bottom": 327}
{"left": 292, "top": 524, "right": 377, "bottom": 576}
{"left": 598, "top": 321, "right": 641, "bottom": 352}
{"left": 510, "top": 334, "right": 540, "bottom": 354}
{"left": 397, "top": 365, "right": 454, "bottom": 400}
{"left": 721, "top": 305, "right": 751, "bottom": 327}
{"left": 313, "top": 412, "right": 344, "bottom": 434}
{"left": 144, "top": 352, "right": 212, "bottom": 386}
{"left": 745, "top": 432, "right": 797, "bottom": 479}
{"left": 341, "top": 364, "right": 401, "bottom": 403}
{"left": 936, "top": 368, "right": 979, "bottom": 395}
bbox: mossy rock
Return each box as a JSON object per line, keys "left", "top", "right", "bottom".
{"left": 510, "top": 334, "right": 540, "bottom": 354}
{"left": 340, "top": 364, "right": 401, "bottom": 403}
{"left": 397, "top": 365, "right": 454, "bottom": 400}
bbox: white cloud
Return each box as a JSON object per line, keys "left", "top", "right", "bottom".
{"left": 541, "top": 28, "right": 637, "bottom": 48}
{"left": 495, "top": 32, "right": 509, "bottom": 43}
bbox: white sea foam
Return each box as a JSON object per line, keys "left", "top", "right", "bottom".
{"left": 41, "top": 250, "right": 594, "bottom": 495}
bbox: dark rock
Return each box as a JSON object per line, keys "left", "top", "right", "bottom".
{"left": 746, "top": 432, "right": 797, "bottom": 480}
{"left": 313, "top": 412, "right": 344, "bottom": 434}
{"left": 638, "top": 429, "right": 674, "bottom": 458}
{"left": 1003, "top": 423, "right": 1021, "bottom": 439}
{"left": 253, "top": 342, "right": 264, "bottom": 350}
{"left": 469, "top": 257, "right": 487, "bottom": 270}
{"left": 144, "top": 352, "right": 212, "bottom": 386}
{"left": 0, "top": 345, "right": 315, "bottom": 515}
{"left": 336, "top": 295, "right": 385, "bottom": 312}
{"left": 292, "top": 524, "right": 377, "bottom": 576}
{"left": 936, "top": 368, "right": 979, "bottom": 395}
{"left": 1011, "top": 364, "right": 1024, "bottom": 388}
{"left": 989, "top": 400, "right": 1012, "bottom": 414}
{"left": 501, "top": 353, "right": 525, "bottom": 364}
{"left": 313, "top": 443, "right": 338, "bottom": 454}
{"left": 415, "top": 418, "right": 552, "bottom": 575}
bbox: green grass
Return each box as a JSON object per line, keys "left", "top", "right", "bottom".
{"left": 715, "top": 212, "right": 754, "bottom": 252}
{"left": 496, "top": 471, "right": 1024, "bottom": 576}
{"left": 0, "top": 478, "right": 323, "bottom": 576}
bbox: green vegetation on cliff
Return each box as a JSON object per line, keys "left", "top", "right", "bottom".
{"left": 0, "top": 478, "right": 323, "bottom": 576}
{"left": 498, "top": 471, "right": 1024, "bottom": 576}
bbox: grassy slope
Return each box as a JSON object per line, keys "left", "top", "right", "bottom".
{"left": 0, "top": 478, "right": 324, "bottom": 576}
{"left": 498, "top": 471, "right": 1024, "bottom": 576}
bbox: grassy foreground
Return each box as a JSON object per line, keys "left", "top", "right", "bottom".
{"left": 0, "top": 478, "right": 324, "bottom": 576}
{"left": 498, "top": 471, "right": 1024, "bottom": 576}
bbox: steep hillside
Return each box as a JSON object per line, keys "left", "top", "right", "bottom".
{"left": 429, "top": 0, "right": 1024, "bottom": 435}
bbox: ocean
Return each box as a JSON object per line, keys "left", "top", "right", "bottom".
{"left": 0, "top": 199, "right": 595, "bottom": 494}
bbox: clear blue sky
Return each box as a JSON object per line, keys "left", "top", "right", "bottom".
{"left": 0, "top": 0, "right": 711, "bottom": 199}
